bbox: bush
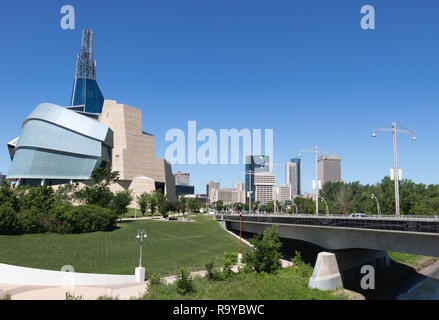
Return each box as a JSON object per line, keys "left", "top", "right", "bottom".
{"left": 175, "top": 268, "right": 196, "bottom": 295}
{"left": 19, "top": 186, "right": 55, "bottom": 213}
{"left": 0, "top": 182, "right": 20, "bottom": 212}
{"left": 61, "top": 205, "right": 118, "bottom": 234}
{"left": 0, "top": 203, "right": 21, "bottom": 235}
{"left": 243, "top": 225, "right": 282, "bottom": 274}
{"left": 17, "top": 207, "right": 46, "bottom": 234}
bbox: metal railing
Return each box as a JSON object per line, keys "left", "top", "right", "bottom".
{"left": 218, "top": 213, "right": 439, "bottom": 234}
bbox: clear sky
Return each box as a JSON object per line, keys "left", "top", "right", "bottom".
{"left": 1, "top": 0, "right": 438, "bottom": 194}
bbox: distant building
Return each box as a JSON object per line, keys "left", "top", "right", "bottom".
{"left": 175, "top": 184, "right": 195, "bottom": 197}
{"left": 276, "top": 184, "right": 291, "bottom": 203}
{"left": 254, "top": 172, "right": 275, "bottom": 205}
{"left": 206, "top": 181, "right": 220, "bottom": 203}
{"left": 245, "top": 155, "right": 270, "bottom": 204}
{"left": 318, "top": 155, "right": 342, "bottom": 186}
{"left": 174, "top": 171, "right": 190, "bottom": 185}
{"left": 218, "top": 183, "right": 245, "bottom": 205}
{"left": 286, "top": 158, "right": 302, "bottom": 196}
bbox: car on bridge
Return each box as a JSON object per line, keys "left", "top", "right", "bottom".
{"left": 349, "top": 213, "right": 369, "bottom": 218}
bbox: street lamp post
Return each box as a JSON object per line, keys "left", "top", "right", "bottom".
{"left": 371, "top": 122, "right": 416, "bottom": 216}
{"left": 135, "top": 229, "right": 147, "bottom": 283}
{"left": 137, "top": 229, "right": 147, "bottom": 267}
{"left": 238, "top": 212, "right": 242, "bottom": 263}
{"left": 371, "top": 193, "right": 381, "bottom": 216}
{"left": 321, "top": 197, "right": 330, "bottom": 215}
{"left": 299, "top": 146, "right": 331, "bottom": 215}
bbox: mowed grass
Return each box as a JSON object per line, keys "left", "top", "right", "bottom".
{"left": 0, "top": 215, "right": 250, "bottom": 276}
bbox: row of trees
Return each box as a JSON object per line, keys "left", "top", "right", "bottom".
{"left": 137, "top": 193, "right": 202, "bottom": 217}
{"left": 209, "top": 177, "right": 439, "bottom": 216}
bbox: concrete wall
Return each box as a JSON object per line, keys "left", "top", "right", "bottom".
{"left": 0, "top": 263, "right": 138, "bottom": 286}
{"left": 226, "top": 220, "right": 439, "bottom": 257}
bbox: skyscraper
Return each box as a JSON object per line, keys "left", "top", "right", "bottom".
{"left": 318, "top": 155, "right": 342, "bottom": 186}
{"left": 68, "top": 29, "right": 104, "bottom": 118}
{"left": 245, "top": 155, "right": 270, "bottom": 204}
{"left": 286, "top": 158, "right": 302, "bottom": 196}
{"left": 206, "top": 181, "right": 220, "bottom": 203}
{"left": 174, "top": 171, "right": 190, "bottom": 185}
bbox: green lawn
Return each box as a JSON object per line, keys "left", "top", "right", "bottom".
{"left": 0, "top": 216, "right": 250, "bottom": 276}
{"left": 388, "top": 252, "right": 431, "bottom": 268}
{"left": 142, "top": 265, "right": 346, "bottom": 300}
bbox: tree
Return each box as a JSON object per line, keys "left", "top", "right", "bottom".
{"left": 91, "top": 167, "right": 120, "bottom": 186}
{"left": 110, "top": 190, "right": 133, "bottom": 218}
{"left": 137, "top": 192, "right": 152, "bottom": 216}
{"left": 243, "top": 225, "right": 282, "bottom": 273}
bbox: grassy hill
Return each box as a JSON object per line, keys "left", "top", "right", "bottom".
{"left": 0, "top": 215, "right": 250, "bottom": 277}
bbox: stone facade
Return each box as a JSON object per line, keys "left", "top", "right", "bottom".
{"left": 100, "top": 100, "right": 175, "bottom": 200}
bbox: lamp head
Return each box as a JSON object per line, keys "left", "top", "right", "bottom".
{"left": 412, "top": 136, "right": 417, "bottom": 141}
{"left": 371, "top": 132, "right": 377, "bottom": 138}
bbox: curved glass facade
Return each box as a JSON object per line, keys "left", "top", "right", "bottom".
{"left": 7, "top": 103, "right": 113, "bottom": 181}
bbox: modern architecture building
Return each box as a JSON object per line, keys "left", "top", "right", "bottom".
{"left": 245, "top": 155, "right": 270, "bottom": 204}
{"left": 286, "top": 158, "right": 302, "bottom": 196}
{"left": 174, "top": 171, "right": 190, "bottom": 185}
{"left": 318, "top": 155, "right": 342, "bottom": 186}
{"left": 254, "top": 172, "right": 275, "bottom": 205}
{"left": 7, "top": 103, "right": 113, "bottom": 186}
{"left": 6, "top": 29, "right": 176, "bottom": 200}
{"left": 68, "top": 29, "right": 104, "bottom": 119}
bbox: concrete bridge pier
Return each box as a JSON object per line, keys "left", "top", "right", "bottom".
{"left": 308, "top": 249, "right": 390, "bottom": 291}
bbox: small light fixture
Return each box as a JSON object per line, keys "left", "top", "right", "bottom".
{"left": 371, "top": 132, "right": 377, "bottom": 138}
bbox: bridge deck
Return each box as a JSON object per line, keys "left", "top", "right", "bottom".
{"left": 217, "top": 214, "right": 439, "bottom": 234}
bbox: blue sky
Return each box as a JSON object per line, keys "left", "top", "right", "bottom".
{"left": 1, "top": 0, "right": 438, "bottom": 194}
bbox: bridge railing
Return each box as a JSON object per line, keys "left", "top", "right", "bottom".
{"left": 216, "top": 213, "right": 439, "bottom": 234}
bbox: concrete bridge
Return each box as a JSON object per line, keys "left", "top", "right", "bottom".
{"left": 218, "top": 214, "right": 439, "bottom": 290}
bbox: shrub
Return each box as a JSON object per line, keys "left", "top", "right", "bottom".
{"left": 61, "top": 205, "right": 118, "bottom": 234}
{"left": 175, "top": 268, "right": 195, "bottom": 295}
{"left": 47, "top": 202, "right": 71, "bottom": 233}
{"left": 17, "top": 207, "right": 46, "bottom": 234}
{"left": 75, "top": 185, "right": 114, "bottom": 208}
{"left": 0, "top": 203, "right": 21, "bottom": 235}
{"left": 19, "top": 186, "right": 55, "bottom": 213}
{"left": 222, "top": 252, "right": 237, "bottom": 279}
{"left": 0, "top": 182, "right": 20, "bottom": 212}
{"left": 148, "top": 273, "right": 165, "bottom": 288}
{"left": 243, "top": 225, "right": 282, "bottom": 274}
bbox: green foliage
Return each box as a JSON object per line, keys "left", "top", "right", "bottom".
{"left": 222, "top": 252, "right": 237, "bottom": 279}
{"left": 19, "top": 186, "right": 55, "bottom": 213}
{"left": 91, "top": 167, "right": 120, "bottom": 186}
{"left": 175, "top": 268, "right": 196, "bottom": 295}
{"left": 159, "top": 200, "right": 175, "bottom": 217}
{"left": 243, "top": 225, "right": 282, "bottom": 273}
{"left": 148, "top": 273, "right": 165, "bottom": 288}
{"left": 17, "top": 207, "right": 46, "bottom": 234}
{"left": 0, "top": 203, "right": 21, "bottom": 235}
{"left": 318, "top": 177, "right": 439, "bottom": 216}
{"left": 110, "top": 190, "right": 133, "bottom": 217}
{"left": 55, "top": 183, "right": 79, "bottom": 204}
{"left": 61, "top": 205, "right": 118, "bottom": 234}
{"left": 65, "top": 292, "right": 84, "bottom": 300}
{"left": 187, "top": 198, "right": 201, "bottom": 213}
{"left": 0, "top": 181, "right": 20, "bottom": 212}
{"left": 75, "top": 185, "right": 114, "bottom": 208}
{"left": 137, "top": 192, "right": 152, "bottom": 215}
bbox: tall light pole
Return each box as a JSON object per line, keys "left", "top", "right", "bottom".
{"left": 299, "top": 146, "right": 331, "bottom": 215}
{"left": 371, "top": 193, "right": 381, "bottom": 216}
{"left": 238, "top": 212, "right": 242, "bottom": 263}
{"left": 321, "top": 197, "right": 330, "bottom": 215}
{"left": 371, "top": 122, "right": 416, "bottom": 216}
{"left": 136, "top": 229, "right": 147, "bottom": 267}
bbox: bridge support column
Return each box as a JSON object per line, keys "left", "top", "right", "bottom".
{"left": 308, "top": 252, "right": 343, "bottom": 291}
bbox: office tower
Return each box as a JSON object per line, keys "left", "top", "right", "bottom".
{"left": 318, "top": 155, "right": 342, "bottom": 186}
{"left": 217, "top": 183, "right": 245, "bottom": 205}
{"left": 276, "top": 184, "right": 292, "bottom": 203}
{"left": 174, "top": 171, "right": 190, "bottom": 185}
{"left": 254, "top": 172, "right": 275, "bottom": 205}
{"left": 175, "top": 185, "right": 195, "bottom": 197}
{"left": 245, "top": 155, "right": 270, "bottom": 204}
{"left": 68, "top": 29, "right": 104, "bottom": 118}
{"left": 286, "top": 158, "right": 302, "bottom": 196}
{"left": 206, "top": 181, "right": 220, "bottom": 203}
